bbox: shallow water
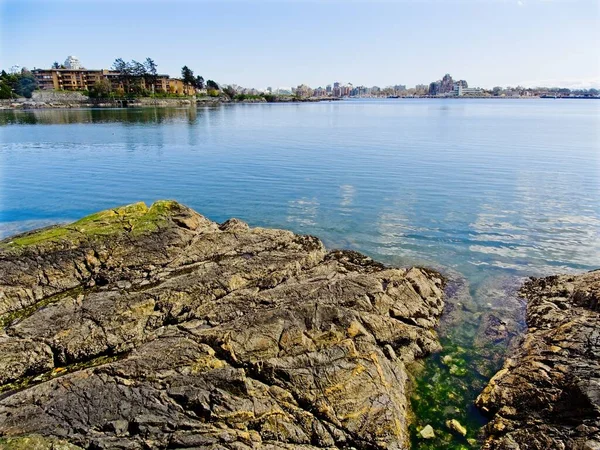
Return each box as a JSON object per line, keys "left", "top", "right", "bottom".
{"left": 1, "top": 99, "right": 599, "bottom": 447}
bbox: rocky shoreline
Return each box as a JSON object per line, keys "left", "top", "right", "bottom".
{"left": 0, "top": 201, "right": 598, "bottom": 450}
{"left": 0, "top": 94, "right": 339, "bottom": 110}
{"left": 0, "top": 201, "right": 445, "bottom": 449}
{"left": 477, "top": 271, "right": 600, "bottom": 450}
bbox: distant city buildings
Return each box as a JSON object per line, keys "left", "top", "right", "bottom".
{"left": 7, "top": 57, "right": 597, "bottom": 99}
{"left": 453, "top": 85, "right": 484, "bottom": 96}
{"left": 64, "top": 56, "right": 81, "bottom": 70}
{"left": 332, "top": 82, "right": 341, "bottom": 97}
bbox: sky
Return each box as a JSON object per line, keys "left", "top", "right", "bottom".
{"left": 1, "top": 0, "right": 599, "bottom": 90}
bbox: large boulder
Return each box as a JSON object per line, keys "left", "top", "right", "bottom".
{"left": 476, "top": 270, "right": 600, "bottom": 449}
{"left": 0, "top": 201, "right": 445, "bottom": 450}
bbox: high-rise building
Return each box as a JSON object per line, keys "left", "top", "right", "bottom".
{"left": 64, "top": 56, "right": 82, "bottom": 70}
{"left": 333, "top": 82, "right": 341, "bottom": 97}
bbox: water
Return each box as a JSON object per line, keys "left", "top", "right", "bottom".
{"left": 1, "top": 100, "right": 599, "bottom": 448}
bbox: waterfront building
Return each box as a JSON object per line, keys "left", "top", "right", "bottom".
{"left": 33, "top": 68, "right": 118, "bottom": 91}
{"left": 32, "top": 67, "right": 195, "bottom": 95}
{"left": 453, "top": 84, "right": 484, "bottom": 96}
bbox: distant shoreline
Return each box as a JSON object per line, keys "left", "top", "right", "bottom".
{"left": 0, "top": 95, "right": 596, "bottom": 110}
{"left": 0, "top": 95, "right": 342, "bottom": 110}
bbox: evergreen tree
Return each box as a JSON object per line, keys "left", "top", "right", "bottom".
{"left": 181, "top": 66, "right": 195, "bottom": 85}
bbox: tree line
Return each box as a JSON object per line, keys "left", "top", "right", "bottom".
{"left": 0, "top": 69, "right": 37, "bottom": 99}
{"left": 0, "top": 58, "right": 223, "bottom": 99}
{"left": 108, "top": 58, "right": 220, "bottom": 96}
{"left": 180, "top": 65, "right": 218, "bottom": 91}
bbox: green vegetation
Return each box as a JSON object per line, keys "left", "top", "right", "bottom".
{"left": 236, "top": 94, "right": 264, "bottom": 101}
{"left": 181, "top": 65, "right": 195, "bottom": 85}
{"left": 206, "top": 79, "right": 219, "bottom": 90}
{"left": 2, "top": 200, "right": 179, "bottom": 249}
{"left": 181, "top": 66, "right": 208, "bottom": 91}
{"left": 0, "top": 69, "right": 38, "bottom": 99}
{"left": 87, "top": 79, "right": 112, "bottom": 98}
{"left": 195, "top": 75, "right": 205, "bottom": 90}
{"left": 409, "top": 332, "right": 491, "bottom": 450}
{"left": 112, "top": 57, "right": 159, "bottom": 96}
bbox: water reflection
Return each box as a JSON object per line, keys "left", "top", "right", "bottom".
{"left": 0, "top": 105, "right": 207, "bottom": 126}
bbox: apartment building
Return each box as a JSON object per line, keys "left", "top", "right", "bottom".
{"left": 33, "top": 69, "right": 120, "bottom": 91}
{"left": 32, "top": 68, "right": 196, "bottom": 95}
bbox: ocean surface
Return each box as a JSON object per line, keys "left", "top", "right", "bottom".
{"left": 1, "top": 99, "right": 599, "bottom": 448}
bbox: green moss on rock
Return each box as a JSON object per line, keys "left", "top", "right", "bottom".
{"left": 2, "top": 200, "right": 179, "bottom": 248}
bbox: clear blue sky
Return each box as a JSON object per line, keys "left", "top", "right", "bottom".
{"left": 1, "top": 0, "right": 599, "bottom": 89}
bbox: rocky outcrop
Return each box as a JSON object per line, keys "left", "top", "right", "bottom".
{"left": 0, "top": 201, "right": 445, "bottom": 450}
{"left": 476, "top": 271, "right": 600, "bottom": 450}
{"left": 31, "top": 91, "right": 89, "bottom": 102}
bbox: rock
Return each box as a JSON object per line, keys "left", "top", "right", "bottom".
{"left": 419, "top": 424, "right": 435, "bottom": 439}
{"left": 0, "top": 434, "right": 83, "bottom": 449}
{"left": 584, "top": 441, "right": 600, "bottom": 450}
{"left": 0, "top": 201, "right": 445, "bottom": 450}
{"left": 471, "top": 276, "right": 527, "bottom": 379}
{"left": 476, "top": 270, "right": 600, "bottom": 450}
{"left": 446, "top": 418, "right": 467, "bottom": 436}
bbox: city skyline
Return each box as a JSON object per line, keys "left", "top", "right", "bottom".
{"left": 1, "top": 0, "right": 599, "bottom": 89}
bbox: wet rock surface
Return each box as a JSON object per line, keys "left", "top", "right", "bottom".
{"left": 477, "top": 270, "right": 600, "bottom": 450}
{"left": 0, "top": 201, "right": 445, "bottom": 450}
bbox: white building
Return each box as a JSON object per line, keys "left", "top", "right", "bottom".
{"left": 453, "top": 85, "right": 483, "bottom": 96}
{"left": 64, "top": 56, "right": 82, "bottom": 70}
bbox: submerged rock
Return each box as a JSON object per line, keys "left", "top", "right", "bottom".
{"left": 446, "top": 418, "right": 467, "bottom": 436}
{"left": 477, "top": 270, "right": 600, "bottom": 450}
{"left": 419, "top": 424, "right": 436, "bottom": 439}
{"left": 0, "top": 201, "right": 445, "bottom": 450}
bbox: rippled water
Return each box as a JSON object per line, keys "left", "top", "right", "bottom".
{"left": 1, "top": 100, "right": 599, "bottom": 448}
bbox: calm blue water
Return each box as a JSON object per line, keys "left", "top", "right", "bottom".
{"left": 2, "top": 100, "right": 598, "bottom": 278}
{"left": 1, "top": 99, "right": 599, "bottom": 447}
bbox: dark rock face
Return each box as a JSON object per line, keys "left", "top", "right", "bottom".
{"left": 0, "top": 201, "right": 445, "bottom": 450}
{"left": 476, "top": 271, "right": 600, "bottom": 450}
